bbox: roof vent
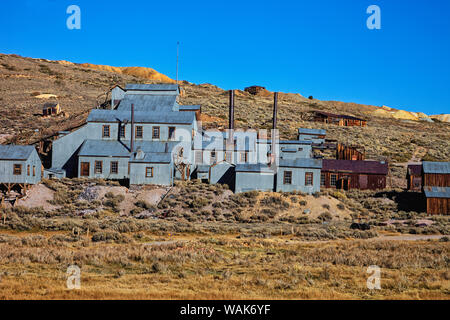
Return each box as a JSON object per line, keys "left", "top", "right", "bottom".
{"left": 136, "top": 147, "right": 145, "bottom": 160}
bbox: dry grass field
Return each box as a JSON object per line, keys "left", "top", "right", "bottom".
{"left": 0, "top": 232, "right": 448, "bottom": 300}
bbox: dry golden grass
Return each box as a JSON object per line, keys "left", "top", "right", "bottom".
{"left": 0, "top": 232, "right": 448, "bottom": 300}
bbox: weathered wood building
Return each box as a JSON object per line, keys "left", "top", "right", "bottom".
{"left": 422, "top": 161, "right": 450, "bottom": 215}
{"left": 321, "top": 159, "right": 388, "bottom": 190}
{"left": 336, "top": 143, "right": 365, "bottom": 161}
{"left": 312, "top": 111, "right": 367, "bottom": 127}
{"left": 406, "top": 164, "right": 422, "bottom": 191}
{"left": 42, "top": 103, "right": 61, "bottom": 117}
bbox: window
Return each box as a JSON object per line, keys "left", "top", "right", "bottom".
{"left": 152, "top": 126, "right": 160, "bottom": 139}
{"left": 210, "top": 150, "right": 217, "bottom": 164}
{"left": 168, "top": 127, "right": 176, "bottom": 140}
{"left": 33, "top": 166, "right": 36, "bottom": 177}
{"left": 136, "top": 126, "right": 143, "bottom": 139}
{"left": 240, "top": 152, "right": 248, "bottom": 163}
{"left": 13, "top": 164, "right": 22, "bottom": 175}
{"left": 320, "top": 173, "right": 325, "bottom": 186}
{"left": 283, "top": 171, "right": 292, "bottom": 184}
{"left": 145, "top": 167, "right": 154, "bottom": 178}
{"left": 27, "top": 165, "right": 30, "bottom": 176}
{"left": 110, "top": 161, "right": 118, "bottom": 174}
{"left": 94, "top": 161, "right": 103, "bottom": 174}
{"left": 305, "top": 172, "right": 313, "bottom": 186}
{"left": 102, "top": 125, "right": 110, "bottom": 138}
{"left": 195, "top": 151, "right": 203, "bottom": 164}
{"left": 330, "top": 174, "right": 338, "bottom": 186}
{"left": 298, "top": 148, "right": 304, "bottom": 152}
{"left": 119, "top": 125, "right": 125, "bottom": 138}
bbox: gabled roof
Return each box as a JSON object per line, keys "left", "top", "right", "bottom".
{"left": 235, "top": 163, "right": 274, "bottom": 173}
{"left": 279, "top": 158, "right": 322, "bottom": 169}
{"left": 298, "top": 128, "right": 326, "bottom": 135}
{"left": 117, "top": 94, "right": 178, "bottom": 112}
{"left": 125, "top": 84, "right": 179, "bottom": 91}
{"left": 314, "top": 111, "right": 366, "bottom": 121}
{"left": 78, "top": 140, "right": 180, "bottom": 158}
{"left": 423, "top": 161, "right": 450, "bottom": 174}
{"left": 424, "top": 186, "right": 450, "bottom": 199}
{"left": 129, "top": 152, "right": 172, "bottom": 164}
{"left": 0, "top": 144, "right": 36, "bottom": 160}
{"left": 322, "top": 159, "right": 388, "bottom": 175}
{"left": 87, "top": 109, "right": 195, "bottom": 125}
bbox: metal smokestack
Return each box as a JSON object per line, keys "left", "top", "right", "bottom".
{"left": 229, "top": 90, "right": 235, "bottom": 130}
{"left": 273, "top": 92, "right": 278, "bottom": 130}
{"left": 130, "top": 103, "right": 135, "bottom": 153}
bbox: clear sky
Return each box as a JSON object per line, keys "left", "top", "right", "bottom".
{"left": 1, "top": 0, "right": 449, "bottom": 115}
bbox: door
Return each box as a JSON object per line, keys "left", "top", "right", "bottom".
{"left": 80, "top": 162, "right": 90, "bottom": 177}
{"left": 359, "top": 174, "right": 368, "bottom": 189}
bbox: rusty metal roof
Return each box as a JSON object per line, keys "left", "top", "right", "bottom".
{"left": 407, "top": 164, "right": 422, "bottom": 176}
{"left": 322, "top": 159, "right": 388, "bottom": 175}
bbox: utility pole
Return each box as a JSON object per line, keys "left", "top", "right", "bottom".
{"left": 176, "top": 41, "right": 180, "bottom": 85}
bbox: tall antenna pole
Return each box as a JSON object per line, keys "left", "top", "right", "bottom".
{"left": 176, "top": 41, "right": 179, "bottom": 85}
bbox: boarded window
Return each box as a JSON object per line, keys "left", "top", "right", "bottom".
{"left": 330, "top": 174, "right": 338, "bottom": 186}
{"left": 195, "top": 151, "right": 203, "bottom": 164}
{"left": 146, "top": 167, "right": 154, "bottom": 178}
{"left": 27, "top": 165, "right": 30, "bottom": 176}
{"left": 13, "top": 164, "right": 22, "bottom": 175}
{"left": 95, "top": 161, "right": 103, "bottom": 174}
{"left": 168, "top": 127, "right": 176, "bottom": 140}
{"left": 80, "top": 162, "right": 90, "bottom": 176}
{"left": 102, "top": 125, "right": 110, "bottom": 138}
{"left": 110, "top": 161, "right": 118, "bottom": 174}
{"left": 136, "top": 126, "right": 143, "bottom": 139}
{"left": 305, "top": 172, "right": 313, "bottom": 186}
{"left": 320, "top": 173, "right": 325, "bottom": 186}
{"left": 283, "top": 171, "right": 292, "bottom": 184}
{"left": 152, "top": 126, "right": 160, "bottom": 139}
{"left": 119, "top": 125, "right": 125, "bottom": 138}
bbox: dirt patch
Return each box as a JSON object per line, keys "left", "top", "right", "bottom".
{"left": 15, "top": 184, "right": 59, "bottom": 211}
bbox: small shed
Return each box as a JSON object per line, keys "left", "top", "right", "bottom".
{"left": 235, "top": 164, "right": 274, "bottom": 193}
{"left": 336, "top": 143, "right": 365, "bottom": 161}
{"left": 0, "top": 144, "right": 42, "bottom": 195}
{"left": 312, "top": 111, "right": 367, "bottom": 127}
{"left": 424, "top": 186, "right": 449, "bottom": 215}
{"left": 321, "top": 159, "right": 388, "bottom": 190}
{"left": 407, "top": 164, "right": 422, "bottom": 191}
{"left": 422, "top": 161, "right": 450, "bottom": 187}
{"left": 42, "top": 102, "right": 61, "bottom": 117}
{"left": 244, "top": 86, "right": 267, "bottom": 95}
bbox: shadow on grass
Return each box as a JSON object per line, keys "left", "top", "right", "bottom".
{"left": 375, "top": 190, "right": 426, "bottom": 213}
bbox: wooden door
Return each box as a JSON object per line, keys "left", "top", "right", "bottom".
{"left": 80, "top": 162, "right": 90, "bottom": 177}
{"left": 359, "top": 174, "right": 368, "bottom": 189}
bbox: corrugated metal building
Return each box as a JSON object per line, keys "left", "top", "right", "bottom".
{"left": 0, "top": 145, "right": 42, "bottom": 188}
{"left": 276, "top": 158, "right": 322, "bottom": 194}
{"left": 235, "top": 164, "right": 274, "bottom": 193}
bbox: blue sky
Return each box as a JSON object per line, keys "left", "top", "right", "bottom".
{"left": 1, "top": 0, "right": 449, "bottom": 115}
